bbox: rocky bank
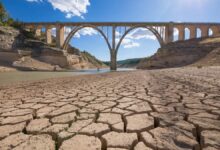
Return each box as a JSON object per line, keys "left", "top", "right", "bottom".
{"left": 0, "top": 26, "right": 107, "bottom": 71}
{"left": 137, "top": 37, "right": 220, "bottom": 69}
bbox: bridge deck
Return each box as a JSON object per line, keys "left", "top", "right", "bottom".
{"left": 24, "top": 22, "right": 220, "bottom": 26}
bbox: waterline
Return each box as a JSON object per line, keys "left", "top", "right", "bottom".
{"left": 0, "top": 68, "right": 136, "bottom": 85}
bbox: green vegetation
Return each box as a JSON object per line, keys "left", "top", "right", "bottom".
{"left": 81, "top": 51, "right": 107, "bottom": 67}
{"left": 103, "top": 58, "right": 143, "bottom": 68}
{"left": 117, "top": 58, "right": 143, "bottom": 67}
{"left": 0, "top": 1, "right": 22, "bottom": 28}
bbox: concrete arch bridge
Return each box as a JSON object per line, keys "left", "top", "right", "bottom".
{"left": 24, "top": 22, "right": 220, "bottom": 70}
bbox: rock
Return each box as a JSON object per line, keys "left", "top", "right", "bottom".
{"left": 102, "top": 131, "right": 138, "bottom": 149}
{"left": 26, "top": 118, "right": 51, "bottom": 134}
{"left": 201, "top": 130, "right": 220, "bottom": 149}
{"left": 59, "top": 135, "right": 102, "bottom": 150}
{"left": 126, "top": 114, "right": 154, "bottom": 132}
{"left": 13, "top": 134, "right": 55, "bottom": 150}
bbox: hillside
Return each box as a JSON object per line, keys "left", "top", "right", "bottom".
{"left": 137, "top": 36, "right": 220, "bottom": 69}
{"left": 103, "top": 58, "right": 143, "bottom": 68}
{"left": 117, "top": 58, "right": 143, "bottom": 68}
{"left": 0, "top": 26, "right": 107, "bottom": 71}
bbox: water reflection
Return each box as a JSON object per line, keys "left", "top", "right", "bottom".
{"left": 0, "top": 68, "right": 136, "bottom": 85}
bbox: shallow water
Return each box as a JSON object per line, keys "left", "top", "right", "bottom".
{"left": 0, "top": 68, "right": 135, "bottom": 85}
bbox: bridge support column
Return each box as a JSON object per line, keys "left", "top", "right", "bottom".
{"left": 46, "top": 26, "right": 52, "bottom": 44}
{"left": 110, "top": 26, "right": 117, "bottom": 71}
{"left": 110, "top": 51, "right": 117, "bottom": 71}
{"left": 189, "top": 26, "right": 197, "bottom": 39}
{"left": 178, "top": 26, "right": 185, "bottom": 41}
{"left": 165, "top": 23, "right": 174, "bottom": 44}
{"left": 211, "top": 26, "right": 220, "bottom": 36}
{"left": 201, "top": 26, "right": 209, "bottom": 38}
{"left": 35, "top": 26, "right": 42, "bottom": 37}
{"left": 56, "top": 24, "right": 65, "bottom": 49}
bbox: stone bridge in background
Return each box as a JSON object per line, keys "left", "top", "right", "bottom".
{"left": 24, "top": 22, "right": 220, "bottom": 70}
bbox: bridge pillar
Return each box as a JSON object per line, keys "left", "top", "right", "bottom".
{"left": 35, "top": 26, "right": 42, "bottom": 37}
{"left": 201, "top": 26, "right": 209, "bottom": 37}
{"left": 165, "top": 23, "right": 174, "bottom": 43}
{"left": 110, "top": 51, "right": 117, "bottom": 71}
{"left": 46, "top": 26, "right": 52, "bottom": 44}
{"left": 178, "top": 26, "right": 185, "bottom": 41}
{"left": 189, "top": 26, "right": 197, "bottom": 39}
{"left": 56, "top": 24, "right": 65, "bottom": 49}
{"left": 211, "top": 26, "right": 220, "bottom": 36}
{"left": 110, "top": 26, "right": 117, "bottom": 71}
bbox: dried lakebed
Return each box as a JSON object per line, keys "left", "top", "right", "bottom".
{"left": 0, "top": 67, "right": 220, "bottom": 150}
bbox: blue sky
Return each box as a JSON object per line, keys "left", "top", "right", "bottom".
{"left": 2, "top": 0, "right": 220, "bottom": 61}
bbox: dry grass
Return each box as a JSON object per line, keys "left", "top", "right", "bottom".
{"left": 200, "top": 36, "right": 220, "bottom": 44}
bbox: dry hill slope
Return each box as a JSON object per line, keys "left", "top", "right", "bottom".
{"left": 137, "top": 37, "right": 220, "bottom": 69}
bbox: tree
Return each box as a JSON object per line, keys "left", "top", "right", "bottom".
{"left": 0, "top": 1, "right": 8, "bottom": 24}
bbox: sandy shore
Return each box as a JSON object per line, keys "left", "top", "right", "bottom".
{"left": 0, "top": 67, "right": 219, "bottom": 150}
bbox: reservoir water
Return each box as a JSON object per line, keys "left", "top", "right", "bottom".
{"left": 0, "top": 68, "right": 135, "bottom": 85}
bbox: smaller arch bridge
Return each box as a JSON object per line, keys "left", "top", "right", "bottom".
{"left": 24, "top": 22, "right": 220, "bottom": 70}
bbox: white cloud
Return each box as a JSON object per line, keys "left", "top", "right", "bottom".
{"left": 127, "top": 28, "right": 157, "bottom": 40}
{"left": 64, "top": 27, "right": 98, "bottom": 39}
{"left": 51, "top": 27, "right": 98, "bottom": 40}
{"left": 117, "top": 28, "right": 157, "bottom": 49}
{"left": 117, "top": 38, "right": 140, "bottom": 49}
{"left": 78, "top": 27, "right": 98, "bottom": 36}
{"left": 26, "top": 0, "right": 90, "bottom": 19}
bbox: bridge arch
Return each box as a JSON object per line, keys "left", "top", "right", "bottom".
{"left": 184, "top": 27, "right": 190, "bottom": 40}
{"left": 63, "top": 24, "right": 112, "bottom": 51}
{"left": 115, "top": 25, "right": 164, "bottom": 53}
{"left": 173, "top": 27, "right": 179, "bottom": 41}
{"left": 196, "top": 28, "right": 202, "bottom": 38}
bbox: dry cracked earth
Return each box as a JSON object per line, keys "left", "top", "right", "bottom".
{"left": 0, "top": 67, "right": 220, "bottom": 150}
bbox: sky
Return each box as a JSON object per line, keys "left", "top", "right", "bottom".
{"left": 2, "top": 0, "right": 220, "bottom": 61}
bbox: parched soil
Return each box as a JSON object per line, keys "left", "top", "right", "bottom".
{"left": 0, "top": 67, "right": 220, "bottom": 150}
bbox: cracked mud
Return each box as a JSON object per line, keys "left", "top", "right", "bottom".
{"left": 0, "top": 67, "right": 220, "bottom": 150}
